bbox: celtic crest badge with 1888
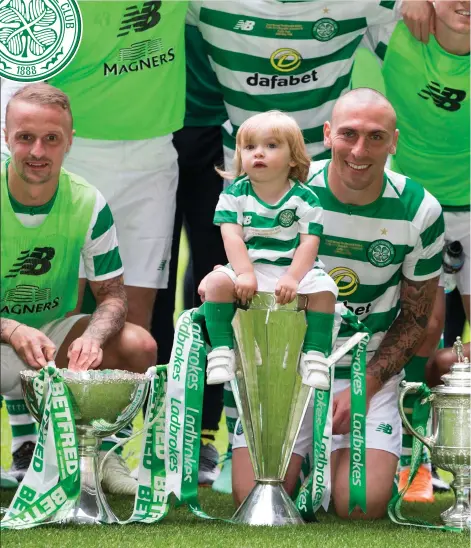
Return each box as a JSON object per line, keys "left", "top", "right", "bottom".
{"left": 0, "top": 0, "right": 82, "bottom": 82}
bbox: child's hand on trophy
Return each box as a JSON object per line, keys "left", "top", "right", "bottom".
{"left": 275, "top": 274, "right": 299, "bottom": 305}
{"left": 235, "top": 272, "right": 258, "bottom": 305}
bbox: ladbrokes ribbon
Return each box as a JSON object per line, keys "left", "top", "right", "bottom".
{"left": 296, "top": 308, "right": 370, "bottom": 519}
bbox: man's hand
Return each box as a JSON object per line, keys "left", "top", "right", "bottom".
{"left": 235, "top": 272, "right": 258, "bottom": 305}
{"left": 275, "top": 274, "right": 298, "bottom": 305}
{"left": 402, "top": 0, "right": 435, "bottom": 43}
{"left": 9, "top": 324, "right": 56, "bottom": 369}
{"left": 332, "top": 383, "right": 378, "bottom": 435}
{"left": 67, "top": 336, "right": 103, "bottom": 371}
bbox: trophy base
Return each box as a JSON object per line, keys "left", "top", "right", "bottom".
{"left": 58, "top": 437, "right": 118, "bottom": 525}
{"left": 440, "top": 472, "right": 470, "bottom": 530}
{"left": 232, "top": 482, "right": 305, "bottom": 526}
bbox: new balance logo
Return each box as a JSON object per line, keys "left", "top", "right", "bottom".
{"left": 5, "top": 247, "right": 55, "bottom": 278}
{"left": 233, "top": 20, "right": 255, "bottom": 31}
{"left": 376, "top": 423, "right": 392, "bottom": 435}
{"left": 117, "top": 1, "right": 162, "bottom": 37}
{"left": 418, "top": 82, "right": 466, "bottom": 112}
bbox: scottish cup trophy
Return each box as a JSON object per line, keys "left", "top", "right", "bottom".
{"left": 399, "top": 337, "right": 470, "bottom": 529}
{"left": 230, "top": 293, "right": 367, "bottom": 526}
{"left": 20, "top": 368, "right": 150, "bottom": 525}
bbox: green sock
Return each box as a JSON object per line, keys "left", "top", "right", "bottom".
{"left": 204, "top": 301, "right": 236, "bottom": 349}
{"left": 400, "top": 355, "right": 429, "bottom": 470}
{"left": 302, "top": 311, "right": 334, "bottom": 356}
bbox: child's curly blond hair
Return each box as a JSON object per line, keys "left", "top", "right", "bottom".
{"left": 217, "top": 110, "right": 311, "bottom": 183}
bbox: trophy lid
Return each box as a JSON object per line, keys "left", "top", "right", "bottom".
{"left": 436, "top": 337, "right": 471, "bottom": 394}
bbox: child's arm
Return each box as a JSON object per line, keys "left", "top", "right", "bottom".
{"left": 275, "top": 234, "right": 320, "bottom": 304}
{"left": 221, "top": 223, "right": 257, "bottom": 304}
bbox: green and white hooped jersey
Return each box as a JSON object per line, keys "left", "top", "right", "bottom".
{"left": 187, "top": 0, "right": 401, "bottom": 159}
{"left": 214, "top": 177, "right": 324, "bottom": 267}
{"left": 307, "top": 160, "right": 445, "bottom": 376}
{"left": 1, "top": 162, "right": 123, "bottom": 328}
{"left": 364, "top": 21, "right": 470, "bottom": 209}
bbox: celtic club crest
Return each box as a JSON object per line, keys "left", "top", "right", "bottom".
{"left": 0, "top": 0, "right": 82, "bottom": 82}
{"left": 277, "top": 209, "right": 296, "bottom": 228}
{"left": 367, "top": 239, "right": 396, "bottom": 268}
{"left": 312, "top": 18, "right": 339, "bottom": 41}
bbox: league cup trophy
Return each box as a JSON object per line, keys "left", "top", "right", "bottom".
{"left": 399, "top": 338, "right": 470, "bottom": 529}
{"left": 20, "top": 369, "right": 150, "bottom": 525}
{"left": 230, "top": 293, "right": 367, "bottom": 526}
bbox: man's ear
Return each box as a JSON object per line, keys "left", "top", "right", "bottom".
{"left": 324, "top": 121, "right": 332, "bottom": 148}
{"left": 3, "top": 127, "right": 10, "bottom": 151}
{"left": 389, "top": 128, "right": 399, "bottom": 155}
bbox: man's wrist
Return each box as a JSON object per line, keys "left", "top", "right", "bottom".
{"left": 1, "top": 318, "right": 21, "bottom": 343}
{"left": 366, "top": 374, "right": 383, "bottom": 398}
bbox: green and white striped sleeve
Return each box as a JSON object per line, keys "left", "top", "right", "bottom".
{"left": 402, "top": 190, "right": 445, "bottom": 281}
{"left": 80, "top": 189, "right": 123, "bottom": 281}
{"left": 213, "top": 191, "right": 242, "bottom": 226}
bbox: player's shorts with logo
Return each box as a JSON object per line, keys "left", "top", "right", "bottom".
{"left": 0, "top": 314, "right": 87, "bottom": 397}
{"left": 232, "top": 372, "right": 403, "bottom": 459}
{"left": 65, "top": 136, "right": 178, "bottom": 289}
{"left": 215, "top": 263, "right": 338, "bottom": 297}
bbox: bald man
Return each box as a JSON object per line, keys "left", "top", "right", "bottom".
{"left": 225, "top": 89, "right": 445, "bottom": 519}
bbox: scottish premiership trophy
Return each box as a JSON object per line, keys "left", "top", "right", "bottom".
{"left": 399, "top": 337, "right": 470, "bottom": 529}
{"left": 20, "top": 369, "right": 150, "bottom": 525}
{"left": 230, "top": 293, "right": 367, "bottom": 526}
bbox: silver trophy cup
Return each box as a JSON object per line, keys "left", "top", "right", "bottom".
{"left": 231, "top": 293, "right": 367, "bottom": 526}
{"left": 399, "top": 338, "right": 470, "bottom": 529}
{"left": 20, "top": 369, "right": 150, "bottom": 525}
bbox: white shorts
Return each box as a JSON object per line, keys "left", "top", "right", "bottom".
{"left": 232, "top": 373, "right": 403, "bottom": 459}
{"left": 65, "top": 136, "right": 178, "bottom": 289}
{"left": 0, "top": 315, "right": 86, "bottom": 397}
{"left": 442, "top": 211, "right": 470, "bottom": 295}
{"left": 215, "top": 263, "right": 338, "bottom": 297}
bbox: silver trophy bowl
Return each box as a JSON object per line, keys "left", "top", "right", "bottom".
{"left": 399, "top": 338, "right": 470, "bottom": 529}
{"left": 20, "top": 369, "right": 150, "bottom": 525}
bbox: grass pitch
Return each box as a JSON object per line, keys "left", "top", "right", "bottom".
{"left": 1, "top": 407, "right": 469, "bottom": 548}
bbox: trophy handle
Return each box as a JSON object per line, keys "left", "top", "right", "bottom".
{"left": 398, "top": 382, "right": 433, "bottom": 450}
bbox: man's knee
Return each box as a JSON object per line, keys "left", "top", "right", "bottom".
{"left": 333, "top": 488, "right": 392, "bottom": 520}
{"left": 116, "top": 323, "right": 157, "bottom": 371}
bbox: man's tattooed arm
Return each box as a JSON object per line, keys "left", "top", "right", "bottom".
{"left": 366, "top": 275, "right": 439, "bottom": 392}
{"left": 85, "top": 275, "right": 128, "bottom": 345}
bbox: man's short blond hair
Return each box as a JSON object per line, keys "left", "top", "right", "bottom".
{"left": 218, "top": 110, "right": 311, "bottom": 183}
{"left": 5, "top": 83, "right": 73, "bottom": 128}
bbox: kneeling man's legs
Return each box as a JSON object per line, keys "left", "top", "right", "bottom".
{"left": 331, "top": 448, "right": 397, "bottom": 519}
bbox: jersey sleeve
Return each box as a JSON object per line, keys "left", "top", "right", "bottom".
{"left": 402, "top": 192, "right": 445, "bottom": 281}
{"left": 361, "top": 21, "right": 397, "bottom": 63}
{"left": 213, "top": 191, "right": 242, "bottom": 226}
{"left": 365, "top": 0, "right": 402, "bottom": 27}
{"left": 81, "top": 189, "right": 124, "bottom": 282}
{"left": 296, "top": 187, "right": 324, "bottom": 237}
{"left": 186, "top": 0, "right": 202, "bottom": 25}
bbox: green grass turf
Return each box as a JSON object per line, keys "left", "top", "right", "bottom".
{"left": 1, "top": 405, "right": 469, "bottom": 547}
